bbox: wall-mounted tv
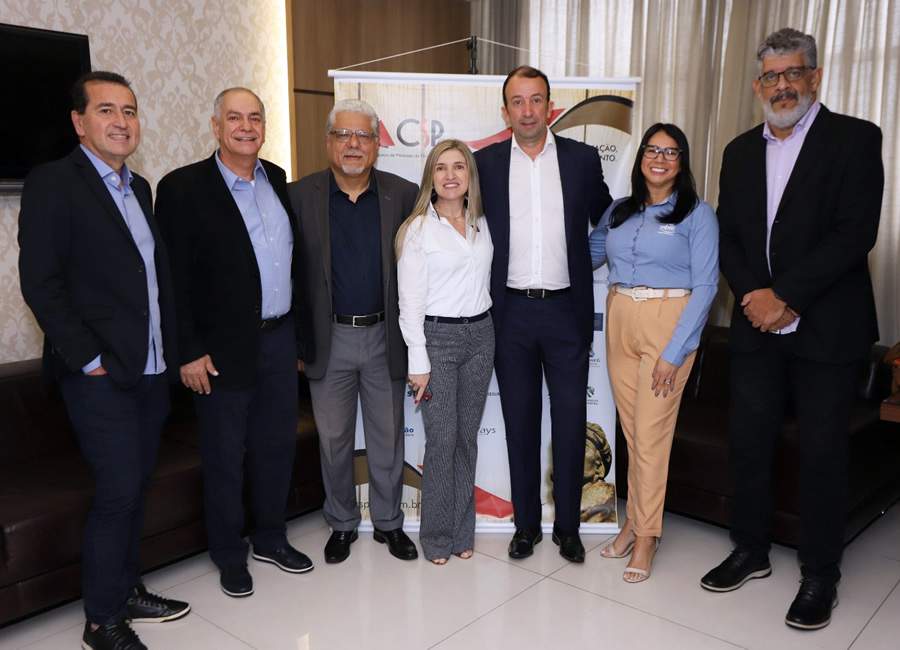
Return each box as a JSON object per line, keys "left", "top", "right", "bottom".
{"left": 0, "top": 23, "right": 91, "bottom": 193}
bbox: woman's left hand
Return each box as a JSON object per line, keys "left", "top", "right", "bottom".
{"left": 651, "top": 358, "right": 679, "bottom": 398}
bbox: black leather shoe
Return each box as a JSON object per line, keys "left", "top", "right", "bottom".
{"left": 785, "top": 578, "right": 838, "bottom": 630}
{"left": 508, "top": 528, "right": 543, "bottom": 559}
{"left": 700, "top": 548, "right": 771, "bottom": 592}
{"left": 324, "top": 529, "right": 358, "bottom": 564}
{"left": 82, "top": 620, "right": 147, "bottom": 650}
{"left": 373, "top": 527, "right": 419, "bottom": 560}
{"left": 552, "top": 528, "right": 585, "bottom": 563}
{"left": 126, "top": 583, "right": 191, "bottom": 623}
{"left": 219, "top": 565, "right": 254, "bottom": 598}
{"left": 253, "top": 544, "right": 314, "bottom": 573}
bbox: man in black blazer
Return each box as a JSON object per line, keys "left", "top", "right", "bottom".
{"left": 288, "top": 99, "right": 419, "bottom": 564}
{"left": 156, "top": 87, "right": 313, "bottom": 598}
{"left": 700, "top": 29, "right": 884, "bottom": 630}
{"left": 19, "top": 71, "right": 189, "bottom": 650}
{"left": 475, "top": 66, "right": 612, "bottom": 563}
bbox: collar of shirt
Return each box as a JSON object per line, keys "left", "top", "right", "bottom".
{"left": 329, "top": 169, "right": 377, "bottom": 198}
{"left": 511, "top": 129, "right": 556, "bottom": 158}
{"left": 80, "top": 144, "right": 133, "bottom": 194}
{"left": 215, "top": 150, "right": 267, "bottom": 189}
{"left": 762, "top": 100, "right": 821, "bottom": 144}
{"left": 427, "top": 202, "right": 476, "bottom": 236}
{"left": 646, "top": 191, "right": 678, "bottom": 209}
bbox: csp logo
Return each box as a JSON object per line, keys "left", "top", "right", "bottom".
{"left": 586, "top": 386, "right": 596, "bottom": 399}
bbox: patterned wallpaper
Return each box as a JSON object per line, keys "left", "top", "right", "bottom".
{"left": 0, "top": 0, "right": 291, "bottom": 363}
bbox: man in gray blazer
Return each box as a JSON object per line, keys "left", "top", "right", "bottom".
{"left": 288, "top": 99, "right": 419, "bottom": 563}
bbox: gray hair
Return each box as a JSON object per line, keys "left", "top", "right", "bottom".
{"left": 757, "top": 28, "right": 818, "bottom": 69}
{"left": 213, "top": 87, "right": 266, "bottom": 121}
{"left": 326, "top": 99, "right": 379, "bottom": 135}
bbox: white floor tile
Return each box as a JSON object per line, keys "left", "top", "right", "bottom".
{"left": 845, "top": 504, "right": 900, "bottom": 563}
{"left": 551, "top": 511, "right": 900, "bottom": 650}
{"left": 142, "top": 553, "right": 217, "bottom": 594}
{"left": 851, "top": 579, "right": 900, "bottom": 649}
{"left": 18, "top": 613, "right": 252, "bottom": 650}
{"left": 169, "top": 527, "right": 543, "bottom": 650}
{"left": 432, "top": 578, "right": 739, "bottom": 650}
{"left": 0, "top": 602, "right": 82, "bottom": 650}
{"left": 286, "top": 510, "right": 329, "bottom": 543}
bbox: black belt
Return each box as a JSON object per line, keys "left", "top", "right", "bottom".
{"left": 425, "top": 311, "right": 490, "bottom": 325}
{"left": 333, "top": 311, "right": 385, "bottom": 327}
{"left": 506, "top": 287, "right": 570, "bottom": 299}
{"left": 260, "top": 312, "right": 291, "bottom": 330}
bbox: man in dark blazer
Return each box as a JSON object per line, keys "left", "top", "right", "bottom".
{"left": 156, "top": 87, "right": 313, "bottom": 599}
{"left": 700, "top": 29, "right": 884, "bottom": 631}
{"left": 19, "top": 71, "right": 190, "bottom": 650}
{"left": 474, "top": 66, "right": 612, "bottom": 563}
{"left": 288, "top": 99, "right": 419, "bottom": 564}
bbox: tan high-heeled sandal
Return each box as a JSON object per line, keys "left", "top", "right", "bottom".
{"left": 623, "top": 537, "right": 660, "bottom": 583}
{"left": 453, "top": 549, "right": 474, "bottom": 559}
{"left": 600, "top": 530, "right": 636, "bottom": 559}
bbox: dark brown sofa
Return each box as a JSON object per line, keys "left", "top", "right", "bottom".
{"left": 0, "top": 359, "right": 324, "bottom": 626}
{"left": 617, "top": 325, "right": 900, "bottom": 547}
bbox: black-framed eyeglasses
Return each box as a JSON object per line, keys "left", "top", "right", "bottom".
{"left": 641, "top": 145, "right": 682, "bottom": 161}
{"left": 757, "top": 66, "right": 813, "bottom": 87}
{"left": 328, "top": 128, "right": 376, "bottom": 144}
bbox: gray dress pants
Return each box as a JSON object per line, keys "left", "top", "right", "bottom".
{"left": 308, "top": 321, "right": 405, "bottom": 531}
{"left": 419, "top": 315, "right": 495, "bottom": 560}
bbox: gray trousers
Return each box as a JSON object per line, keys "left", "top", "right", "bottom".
{"left": 419, "top": 315, "right": 495, "bottom": 560}
{"left": 308, "top": 321, "right": 405, "bottom": 531}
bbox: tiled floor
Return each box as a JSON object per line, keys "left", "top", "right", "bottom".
{"left": 2, "top": 503, "right": 899, "bottom": 650}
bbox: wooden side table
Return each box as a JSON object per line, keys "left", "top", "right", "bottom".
{"left": 882, "top": 391, "right": 900, "bottom": 423}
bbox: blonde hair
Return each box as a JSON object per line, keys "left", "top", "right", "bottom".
{"left": 394, "top": 139, "right": 483, "bottom": 258}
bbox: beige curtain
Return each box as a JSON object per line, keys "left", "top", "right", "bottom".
{"left": 473, "top": 0, "right": 900, "bottom": 346}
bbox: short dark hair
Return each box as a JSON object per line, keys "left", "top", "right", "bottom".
{"left": 502, "top": 65, "right": 551, "bottom": 106}
{"left": 611, "top": 123, "right": 699, "bottom": 228}
{"left": 71, "top": 71, "right": 134, "bottom": 114}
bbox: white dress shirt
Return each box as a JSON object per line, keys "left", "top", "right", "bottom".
{"left": 507, "top": 131, "right": 569, "bottom": 289}
{"left": 397, "top": 203, "right": 493, "bottom": 374}
{"left": 763, "top": 100, "right": 820, "bottom": 334}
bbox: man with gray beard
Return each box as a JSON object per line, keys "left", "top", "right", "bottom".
{"left": 700, "top": 28, "right": 883, "bottom": 630}
{"left": 288, "top": 99, "right": 419, "bottom": 564}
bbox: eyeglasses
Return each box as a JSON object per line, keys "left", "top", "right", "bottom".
{"left": 328, "top": 128, "right": 376, "bottom": 144}
{"left": 757, "top": 66, "right": 813, "bottom": 88}
{"left": 641, "top": 145, "right": 682, "bottom": 161}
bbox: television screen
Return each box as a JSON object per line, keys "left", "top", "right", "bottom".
{"left": 0, "top": 23, "right": 91, "bottom": 193}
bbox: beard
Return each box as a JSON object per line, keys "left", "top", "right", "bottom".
{"left": 339, "top": 148, "right": 368, "bottom": 176}
{"left": 761, "top": 88, "right": 814, "bottom": 131}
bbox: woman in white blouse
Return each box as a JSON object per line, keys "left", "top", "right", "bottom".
{"left": 396, "top": 139, "right": 494, "bottom": 564}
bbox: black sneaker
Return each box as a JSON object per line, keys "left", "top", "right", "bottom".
{"left": 126, "top": 583, "right": 191, "bottom": 623}
{"left": 252, "top": 544, "right": 314, "bottom": 573}
{"left": 82, "top": 620, "right": 147, "bottom": 650}
{"left": 700, "top": 548, "right": 771, "bottom": 592}
{"left": 785, "top": 578, "right": 838, "bottom": 630}
{"left": 220, "top": 565, "right": 254, "bottom": 597}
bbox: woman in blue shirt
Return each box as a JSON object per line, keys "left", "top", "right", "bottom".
{"left": 589, "top": 123, "right": 718, "bottom": 583}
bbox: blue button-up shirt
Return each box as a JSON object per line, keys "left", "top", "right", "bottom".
{"left": 215, "top": 152, "right": 293, "bottom": 319}
{"left": 589, "top": 193, "right": 719, "bottom": 366}
{"left": 80, "top": 145, "right": 165, "bottom": 375}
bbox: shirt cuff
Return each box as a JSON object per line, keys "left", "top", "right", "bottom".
{"left": 81, "top": 355, "right": 102, "bottom": 374}
{"left": 407, "top": 345, "right": 431, "bottom": 375}
{"left": 661, "top": 345, "right": 687, "bottom": 368}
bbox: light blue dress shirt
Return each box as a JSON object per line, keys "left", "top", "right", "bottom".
{"left": 215, "top": 153, "right": 293, "bottom": 319}
{"left": 79, "top": 145, "right": 165, "bottom": 375}
{"left": 589, "top": 193, "right": 719, "bottom": 366}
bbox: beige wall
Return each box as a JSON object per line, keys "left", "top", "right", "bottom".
{"left": 0, "top": 0, "right": 292, "bottom": 363}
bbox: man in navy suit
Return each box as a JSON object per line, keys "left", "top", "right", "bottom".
{"left": 19, "top": 71, "right": 190, "bottom": 650}
{"left": 474, "top": 66, "right": 612, "bottom": 562}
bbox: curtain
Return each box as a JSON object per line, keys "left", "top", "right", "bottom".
{"left": 472, "top": 0, "right": 900, "bottom": 345}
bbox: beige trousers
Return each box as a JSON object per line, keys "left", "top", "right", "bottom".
{"left": 606, "top": 290, "right": 696, "bottom": 537}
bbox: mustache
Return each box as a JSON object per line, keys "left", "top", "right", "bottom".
{"left": 770, "top": 89, "right": 799, "bottom": 105}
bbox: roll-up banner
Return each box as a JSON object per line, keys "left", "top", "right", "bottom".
{"left": 332, "top": 70, "right": 640, "bottom": 533}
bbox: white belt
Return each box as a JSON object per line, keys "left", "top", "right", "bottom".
{"left": 614, "top": 285, "right": 691, "bottom": 301}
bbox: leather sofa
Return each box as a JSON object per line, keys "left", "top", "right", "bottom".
{"left": 616, "top": 325, "right": 900, "bottom": 547}
{"left": 0, "top": 359, "right": 324, "bottom": 626}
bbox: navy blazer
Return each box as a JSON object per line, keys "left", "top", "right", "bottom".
{"left": 474, "top": 135, "right": 612, "bottom": 344}
{"left": 18, "top": 146, "right": 178, "bottom": 387}
{"left": 718, "top": 105, "right": 883, "bottom": 363}
{"left": 156, "top": 154, "right": 306, "bottom": 388}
